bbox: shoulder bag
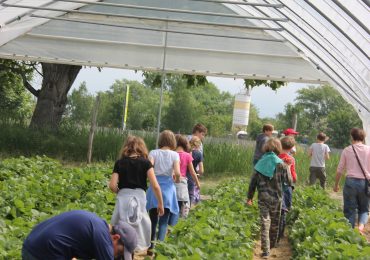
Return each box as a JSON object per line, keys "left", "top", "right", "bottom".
{"left": 352, "top": 145, "right": 370, "bottom": 197}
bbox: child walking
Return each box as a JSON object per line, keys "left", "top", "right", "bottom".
{"left": 175, "top": 134, "right": 201, "bottom": 218}
{"left": 277, "top": 136, "right": 296, "bottom": 241}
{"left": 188, "top": 136, "right": 204, "bottom": 206}
{"left": 247, "top": 138, "right": 292, "bottom": 258}
{"left": 308, "top": 132, "right": 330, "bottom": 189}
{"left": 146, "top": 130, "right": 181, "bottom": 251}
{"left": 109, "top": 136, "right": 164, "bottom": 251}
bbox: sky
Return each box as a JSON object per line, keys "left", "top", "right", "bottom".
{"left": 72, "top": 67, "right": 312, "bottom": 118}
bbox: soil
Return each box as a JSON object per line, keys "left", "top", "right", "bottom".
{"left": 253, "top": 233, "right": 292, "bottom": 260}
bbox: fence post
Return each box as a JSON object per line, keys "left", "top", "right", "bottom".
{"left": 87, "top": 95, "right": 100, "bottom": 164}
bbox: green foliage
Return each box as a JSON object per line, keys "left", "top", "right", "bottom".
{"left": 288, "top": 187, "right": 370, "bottom": 259}
{"left": 142, "top": 72, "right": 207, "bottom": 90}
{"left": 246, "top": 104, "right": 264, "bottom": 139}
{"left": 203, "top": 141, "right": 254, "bottom": 176}
{"left": 277, "top": 85, "right": 361, "bottom": 147}
{"left": 65, "top": 82, "right": 94, "bottom": 124}
{"left": 0, "top": 59, "right": 35, "bottom": 122}
{"left": 327, "top": 109, "right": 361, "bottom": 148}
{"left": 0, "top": 156, "right": 114, "bottom": 259}
{"left": 244, "top": 79, "right": 285, "bottom": 91}
{"left": 0, "top": 121, "right": 251, "bottom": 177}
{"left": 155, "top": 178, "right": 259, "bottom": 259}
{"left": 164, "top": 82, "right": 197, "bottom": 133}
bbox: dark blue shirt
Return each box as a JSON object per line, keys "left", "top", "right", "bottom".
{"left": 23, "top": 210, "right": 114, "bottom": 260}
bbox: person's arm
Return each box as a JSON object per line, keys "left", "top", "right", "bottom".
{"left": 147, "top": 168, "right": 164, "bottom": 216}
{"left": 109, "top": 173, "right": 119, "bottom": 193}
{"left": 334, "top": 150, "right": 346, "bottom": 192}
{"left": 197, "top": 162, "right": 204, "bottom": 175}
{"left": 173, "top": 160, "right": 181, "bottom": 183}
{"left": 246, "top": 172, "right": 258, "bottom": 205}
{"left": 291, "top": 159, "right": 297, "bottom": 183}
{"left": 325, "top": 145, "right": 330, "bottom": 160}
{"left": 188, "top": 163, "right": 200, "bottom": 189}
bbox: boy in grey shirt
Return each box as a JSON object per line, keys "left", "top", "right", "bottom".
{"left": 308, "top": 132, "right": 330, "bottom": 189}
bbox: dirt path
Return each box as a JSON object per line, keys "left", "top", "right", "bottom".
{"left": 253, "top": 233, "right": 292, "bottom": 260}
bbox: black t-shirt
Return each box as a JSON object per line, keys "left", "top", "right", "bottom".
{"left": 113, "top": 157, "right": 153, "bottom": 191}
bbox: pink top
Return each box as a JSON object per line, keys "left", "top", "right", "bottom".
{"left": 337, "top": 144, "right": 370, "bottom": 179}
{"left": 178, "top": 151, "right": 193, "bottom": 177}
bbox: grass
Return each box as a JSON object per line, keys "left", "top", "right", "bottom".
{"left": 0, "top": 121, "right": 341, "bottom": 182}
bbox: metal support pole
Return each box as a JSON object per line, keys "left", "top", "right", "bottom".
{"left": 155, "top": 22, "right": 169, "bottom": 148}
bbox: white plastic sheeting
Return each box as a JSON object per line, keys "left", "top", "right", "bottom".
{"left": 0, "top": 0, "right": 369, "bottom": 141}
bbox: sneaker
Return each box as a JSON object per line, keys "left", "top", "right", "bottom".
{"left": 261, "top": 252, "right": 270, "bottom": 258}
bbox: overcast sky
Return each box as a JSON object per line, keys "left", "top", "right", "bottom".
{"left": 72, "top": 67, "right": 313, "bottom": 118}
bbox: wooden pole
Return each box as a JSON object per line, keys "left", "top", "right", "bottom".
{"left": 87, "top": 95, "right": 100, "bottom": 164}
{"left": 292, "top": 112, "right": 298, "bottom": 131}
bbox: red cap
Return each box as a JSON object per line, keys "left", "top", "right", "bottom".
{"left": 283, "top": 128, "right": 299, "bottom": 135}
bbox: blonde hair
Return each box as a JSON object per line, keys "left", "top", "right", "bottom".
{"left": 263, "top": 138, "right": 282, "bottom": 155}
{"left": 120, "top": 135, "right": 148, "bottom": 159}
{"left": 158, "top": 130, "right": 176, "bottom": 150}
{"left": 190, "top": 136, "right": 202, "bottom": 150}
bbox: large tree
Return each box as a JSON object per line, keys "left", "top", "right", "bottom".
{"left": 30, "top": 63, "right": 81, "bottom": 129}
{"left": 0, "top": 59, "right": 81, "bottom": 129}
{"left": 277, "top": 85, "right": 362, "bottom": 147}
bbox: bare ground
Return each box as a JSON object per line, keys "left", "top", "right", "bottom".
{"left": 253, "top": 233, "right": 292, "bottom": 260}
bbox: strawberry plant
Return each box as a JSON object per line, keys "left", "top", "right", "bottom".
{"left": 288, "top": 187, "right": 370, "bottom": 259}
{"left": 155, "top": 178, "right": 260, "bottom": 259}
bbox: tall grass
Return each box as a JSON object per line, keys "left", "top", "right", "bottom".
{"left": 0, "top": 121, "right": 156, "bottom": 162}
{"left": 0, "top": 121, "right": 341, "bottom": 182}
{"left": 291, "top": 145, "right": 340, "bottom": 187}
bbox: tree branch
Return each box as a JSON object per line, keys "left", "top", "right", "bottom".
{"left": 22, "top": 76, "right": 40, "bottom": 97}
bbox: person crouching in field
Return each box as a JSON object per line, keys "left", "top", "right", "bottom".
{"left": 277, "top": 136, "right": 296, "bottom": 241}
{"left": 109, "top": 136, "right": 164, "bottom": 251}
{"left": 247, "top": 138, "right": 292, "bottom": 258}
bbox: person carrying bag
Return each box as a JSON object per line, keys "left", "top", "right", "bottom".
{"left": 334, "top": 128, "right": 370, "bottom": 235}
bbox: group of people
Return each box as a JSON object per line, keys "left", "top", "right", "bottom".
{"left": 22, "top": 124, "right": 207, "bottom": 260}
{"left": 247, "top": 124, "right": 370, "bottom": 258}
{"left": 21, "top": 122, "right": 369, "bottom": 260}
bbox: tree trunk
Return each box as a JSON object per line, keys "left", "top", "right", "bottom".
{"left": 30, "top": 63, "right": 81, "bottom": 129}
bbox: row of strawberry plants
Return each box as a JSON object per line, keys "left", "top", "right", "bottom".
{"left": 0, "top": 156, "right": 115, "bottom": 259}
{"left": 155, "top": 178, "right": 260, "bottom": 259}
{"left": 288, "top": 187, "right": 370, "bottom": 259}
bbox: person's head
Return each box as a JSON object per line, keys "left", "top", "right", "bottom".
{"left": 190, "top": 136, "right": 202, "bottom": 150}
{"left": 262, "top": 124, "right": 274, "bottom": 137}
{"left": 316, "top": 132, "right": 327, "bottom": 143}
{"left": 281, "top": 136, "right": 296, "bottom": 151}
{"left": 350, "top": 128, "right": 366, "bottom": 143}
{"left": 158, "top": 130, "right": 176, "bottom": 150}
{"left": 263, "top": 138, "right": 282, "bottom": 155}
{"left": 192, "top": 123, "right": 207, "bottom": 140}
{"left": 120, "top": 136, "right": 148, "bottom": 159}
{"left": 175, "top": 134, "right": 191, "bottom": 152}
{"left": 110, "top": 221, "right": 138, "bottom": 260}
{"left": 282, "top": 128, "right": 299, "bottom": 136}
